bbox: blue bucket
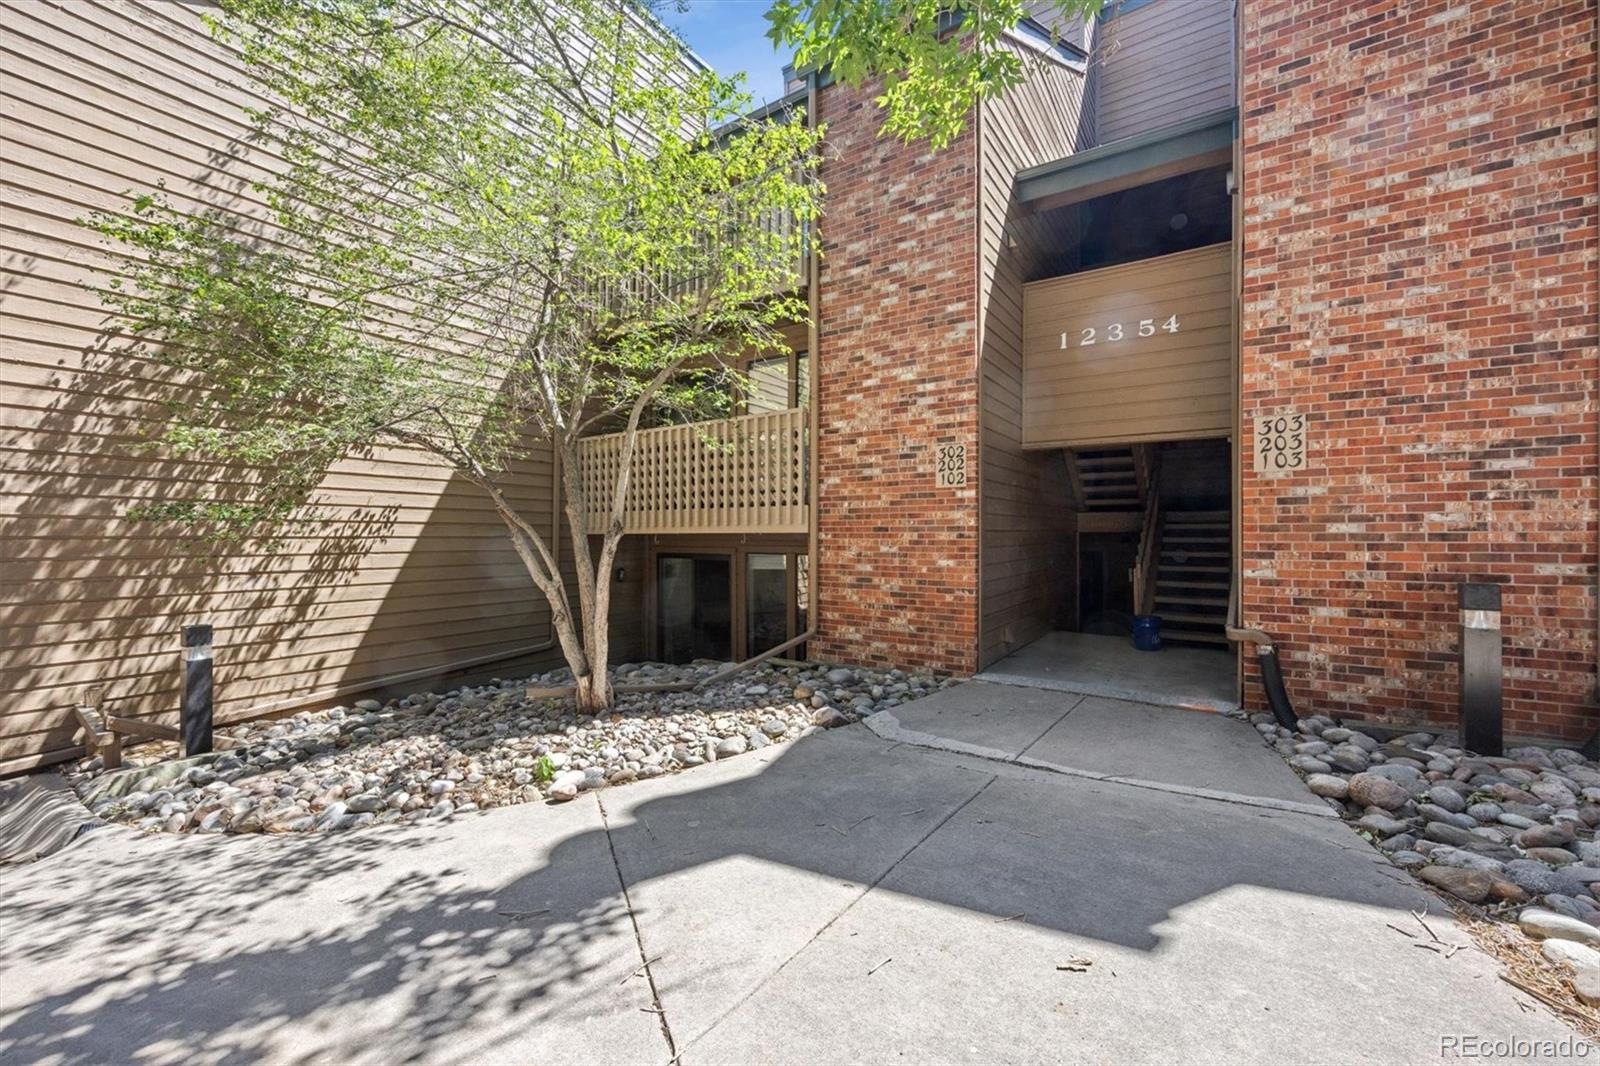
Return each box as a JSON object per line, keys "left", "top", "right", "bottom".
{"left": 1132, "top": 615, "right": 1163, "bottom": 652}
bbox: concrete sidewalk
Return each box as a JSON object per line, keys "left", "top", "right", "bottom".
{"left": 866, "top": 681, "right": 1325, "bottom": 815}
{"left": 0, "top": 722, "right": 1586, "bottom": 1064}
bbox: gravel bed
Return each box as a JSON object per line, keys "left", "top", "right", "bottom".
{"left": 1261, "top": 710, "right": 1600, "bottom": 1010}
{"left": 70, "top": 659, "right": 954, "bottom": 835}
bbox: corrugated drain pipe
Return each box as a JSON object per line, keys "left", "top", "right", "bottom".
{"left": 1226, "top": 581, "right": 1298, "bottom": 729}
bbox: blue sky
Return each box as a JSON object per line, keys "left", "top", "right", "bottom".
{"left": 663, "top": 0, "right": 792, "bottom": 106}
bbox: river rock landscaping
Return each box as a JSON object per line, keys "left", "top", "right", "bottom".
{"left": 68, "top": 660, "right": 953, "bottom": 835}
{"left": 1260, "top": 710, "right": 1600, "bottom": 1019}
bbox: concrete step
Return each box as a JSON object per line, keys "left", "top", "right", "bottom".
{"left": 1162, "top": 628, "right": 1230, "bottom": 645}
{"left": 1157, "top": 611, "right": 1229, "bottom": 626}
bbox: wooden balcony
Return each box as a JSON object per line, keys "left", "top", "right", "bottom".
{"left": 577, "top": 407, "right": 808, "bottom": 535}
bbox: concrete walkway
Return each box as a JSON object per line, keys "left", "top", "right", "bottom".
{"left": 865, "top": 682, "right": 1329, "bottom": 816}
{"left": 977, "top": 631, "right": 1239, "bottom": 712}
{"left": 0, "top": 708, "right": 1586, "bottom": 1064}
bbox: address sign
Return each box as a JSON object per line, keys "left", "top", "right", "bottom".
{"left": 1253, "top": 411, "right": 1309, "bottom": 474}
{"left": 934, "top": 443, "right": 967, "bottom": 488}
{"left": 1060, "top": 314, "right": 1181, "bottom": 349}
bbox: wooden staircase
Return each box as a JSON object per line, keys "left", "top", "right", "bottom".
{"left": 1073, "top": 444, "right": 1233, "bottom": 646}
{"left": 1149, "top": 510, "right": 1231, "bottom": 644}
{"left": 1067, "top": 447, "right": 1147, "bottom": 511}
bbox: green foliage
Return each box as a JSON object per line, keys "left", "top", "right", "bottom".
{"left": 89, "top": 0, "right": 823, "bottom": 541}
{"left": 766, "top": 0, "right": 1104, "bottom": 148}
{"left": 534, "top": 754, "right": 558, "bottom": 784}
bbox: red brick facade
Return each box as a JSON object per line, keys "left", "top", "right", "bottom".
{"left": 812, "top": 79, "right": 982, "bottom": 673}
{"left": 1239, "top": 0, "right": 1600, "bottom": 739}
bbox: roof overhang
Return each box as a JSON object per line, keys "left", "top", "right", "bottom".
{"left": 1016, "top": 107, "right": 1238, "bottom": 213}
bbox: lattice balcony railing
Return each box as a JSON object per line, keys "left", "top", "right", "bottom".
{"left": 577, "top": 407, "right": 808, "bottom": 535}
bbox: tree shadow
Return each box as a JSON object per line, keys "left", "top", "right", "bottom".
{"left": 0, "top": 725, "right": 1459, "bottom": 1064}
{"left": 0, "top": 815, "right": 642, "bottom": 1065}
{"left": 2, "top": 41, "right": 600, "bottom": 766}
{"left": 3, "top": 222, "right": 403, "bottom": 761}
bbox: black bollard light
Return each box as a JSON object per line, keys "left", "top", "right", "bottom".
{"left": 183, "top": 624, "right": 214, "bottom": 757}
{"left": 1458, "top": 583, "right": 1503, "bottom": 757}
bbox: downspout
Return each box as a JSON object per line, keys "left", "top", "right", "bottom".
{"left": 1224, "top": 0, "right": 1296, "bottom": 729}
{"left": 1226, "top": 597, "right": 1298, "bottom": 729}
{"left": 804, "top": 69, "right": 822, "bottom": 660}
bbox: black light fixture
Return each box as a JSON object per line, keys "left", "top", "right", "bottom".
{"left": 1459, "top": 583, "right": 1503, "bottom": 756}
{"left": 182, "top": 624, "right": 214, "bottom": 757}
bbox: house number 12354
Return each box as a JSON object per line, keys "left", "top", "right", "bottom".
{"left": 1060, "top": 314, "right": 1180, "bottom": 348}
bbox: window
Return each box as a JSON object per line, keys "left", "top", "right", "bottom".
{"left": 745, "top": 350, "right": 808, "bottom": 413}
{"left": 747, "top": 356, "right": 791, "bottom": 414}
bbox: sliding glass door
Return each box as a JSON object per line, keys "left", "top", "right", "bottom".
{"left": 656, "top": 555, "right": 732, "bottom": 663}
{"left": 653, "top": 545, "right": 808, "bottom": 664}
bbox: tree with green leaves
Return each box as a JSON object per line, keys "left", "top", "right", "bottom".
{"left": 91, "top": 0, "right": 822, "bottom": 713}
{"left": 767, "top": 0, "right": 1104, "bottom": 148}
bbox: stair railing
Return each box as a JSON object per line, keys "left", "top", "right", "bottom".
{"left": 1063, "top": 449, "right": 1086, "bottom": 511}
{"left": 1130, "top": 452, "right": 1162, "bottom": 616}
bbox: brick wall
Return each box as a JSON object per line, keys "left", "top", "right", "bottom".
{"left": 1239, "top": 0, "right": 1599, "bottom": 739}
{"left": 813, "top": 79, "right": 982, "bottom": 673}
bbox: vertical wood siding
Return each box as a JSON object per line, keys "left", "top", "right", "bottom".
{"left": 1094, "top": 0, "right": 1235, "bottom": 144}
{"left": 976, "top": 43, "right": 1092, "bottom": 668}
{"left": 0, "top": 1, "right": 641, "bottom": 769}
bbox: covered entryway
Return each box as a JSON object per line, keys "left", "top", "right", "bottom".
{"left": 978, "top": 117, "right": 1241, "bottom": 710}
{"left": 982, "top": 436, "right": 1237, "bottom": 712}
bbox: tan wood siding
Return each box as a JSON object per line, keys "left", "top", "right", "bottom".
{"left": 1094, "top": 0, "right": 1235, "bottom": 144}
{"left": 0, "top": 1, "right": 642, "bottom": 769}
{"left": 976, "top": 45, "right": 1091, "bottom": 668}
{"left": 1021, "top": 243, "right": 1233, "bottom": 449}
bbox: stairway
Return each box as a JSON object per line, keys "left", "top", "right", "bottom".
{"left": 1069, "top": 447, "right": 1143, "bottom": 511}
{"left": 1150, "top": 510, "right": 1231, "bottom": 644}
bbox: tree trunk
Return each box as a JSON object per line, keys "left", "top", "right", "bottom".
{"left": 574, "top": 667, "right": 613, "bottom": 715}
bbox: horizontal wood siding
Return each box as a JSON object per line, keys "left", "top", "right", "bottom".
{"left": 977, "top": 46, "right": 1090, "bottom": 668}
{"left": 1021, "top": 243, "right": 1233, "bottom": 448}
{"left": 1095, "top": 0, "right": 1235, "bottom": 144}
{"left": 0, "top": 1, "right": 641, "bottom": 769}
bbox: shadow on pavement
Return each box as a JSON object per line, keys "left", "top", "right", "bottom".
{"left": 0, "top": 725, "right": 1574, "bottom": 1064}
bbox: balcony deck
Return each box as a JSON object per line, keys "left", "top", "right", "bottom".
{"left": 578, "top": 407, "right": 808, "bottom": 536}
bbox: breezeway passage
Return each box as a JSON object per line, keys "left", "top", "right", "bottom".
{"left": 1, "top": 712, "right": 1583, "bottom": 1064}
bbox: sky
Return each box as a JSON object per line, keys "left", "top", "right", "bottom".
{"left": 663, "top": 0, "right": 792, "bottom": 106}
